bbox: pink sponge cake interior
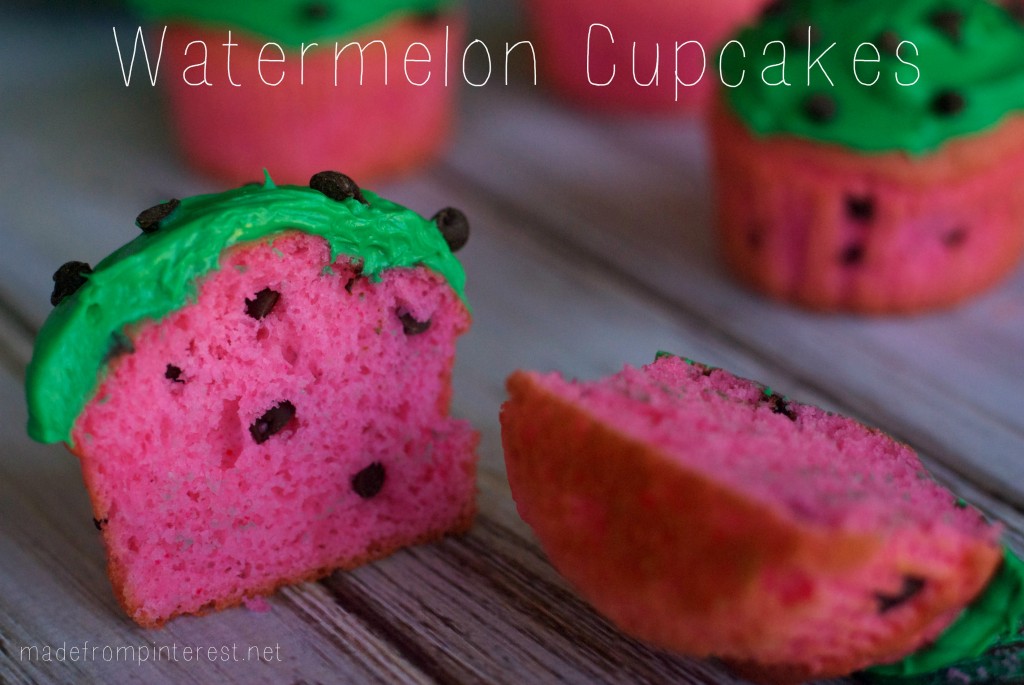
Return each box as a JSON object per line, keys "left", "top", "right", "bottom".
{"left": 26, "top": 172, "right": 477, "bottom": 626}
{"left": 501, "top": 354, "right": 1004, "bottom": 681}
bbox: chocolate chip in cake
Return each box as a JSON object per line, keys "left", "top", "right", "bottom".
{"left": 747, "top": 230, "right": 763, "bottom": 250}
{"left": 245, "top": 287, "right": 281, "bottom": 320}
{"left": 352, "top": 462, "right": 386, "bottom": 499}
{"left": 803, "top": 94, "right": 837, "bottom": 123}
{"left": 165, "top": 364, "right": 185, "bottom": 383}
{"left": 249, "top": 400, "right": 296, "bottom": 444}
{"left": 943, "top": 227, "right": 968, "bottom": 248}
{"left": 845, "top": 196, "right": 875, "bottom": 223}
{"left": 877, "top": 30, "right": 902, "bottom": 56}
{"left": 875, "top": 575, "right": 926, "bottom": 613}
{"left": 92, "top": 517, "right": 108, "bottom": 531}
{"left": 762, "top": 390, "right": 798, "bottom": 421}
{"left": 932, "top": 90, "right": 965, "bottom": 116}
{"left": 398, "top": 310, "right": 431, "bottom": 336}
{"left": 300, "top": 1, "right": 331, "bottom": 21}
{"left": 105, "top": 332, "right": 135, "bottom": 362}
{"left": 840, "top": 244, "right": 865, "bottom": 266}
{"left": 309, "top": 171, "right": 369, "bottom": 205}
{"left": 929, "top": 9, "right": 964, "bottom": 44}
{"left": 432, "top": 207, "right": 470, "bottom": 252}
{"left": 50, "top": 261, "right": 93, "bottom": 306}
{"left": 135, "top": 198, "right": 181, "bottom": 234}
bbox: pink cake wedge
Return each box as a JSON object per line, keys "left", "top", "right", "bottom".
{"left": 26, "top": 171, "right": 477, "bottom": 626}
{"left": 500, "top": 353, "right": 1018, "bottom": 683}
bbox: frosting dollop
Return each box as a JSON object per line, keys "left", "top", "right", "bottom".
{"left": 125, "top": 0, "right": 454, "bottom": 46}
{"left": 25, "top": 174, "right": 468, "bottom": 446}
{"left": 720, "top": 0, "right": 1024, "bottom": 154}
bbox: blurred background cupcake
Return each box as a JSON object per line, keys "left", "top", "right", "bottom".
{"left": 525, "top": 0, "right": 771, "bottom": 114}
{"left": 125, "top": 0, "right": 465, "bottom": 184}
{"left": 712, "top": 0, "right": 1024, "bottom": 313}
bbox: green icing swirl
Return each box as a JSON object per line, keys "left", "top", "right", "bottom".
{"left": 125, "top": 0, "right": 455, "bottom": 46}
{"left": 862, "top": 548, "right": 1024, "bottom": 681}
{"left": 25, "top": 174, "right": 467, "bottom": 446}
{"left": 720, "top": 0, "right": 1024, "bottom": 154}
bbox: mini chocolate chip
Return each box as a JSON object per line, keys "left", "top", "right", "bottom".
{"left": 875, "top": 576, "right": 926, "bottom": 613}
{"left": 943, "top": 228, "right": 968, "bottom": 248}
{"left": 245, "top": 288, "right": 281, "bottom": 320}
{"left": 398, "top": 311, "right": 431, "bottom": 335}
{"left": 352, "top": 462, "right": 386, "bottom": 499}
{"left": 840, "top": 244, "right": 865, "bottom": 266}
{"left": 301, "top": 2, "right": 331, "bottom": 21}
{"left": 763, "top": 392, "right": 798, "bottom": 421}
{"left": 135, "top": 198, "right": 180, "bottom": 233}
{"left": 50, "top": 261, "right": 93, "bottom": 306}
{"left": 432, "top": 207, "right": 470, "bottom": 252}
{"left": 92, "top": 517, "right": 108, "bottom": 530}
{"left": 165, "top": 364, "right": 185, "bottom": 383}
{"left": 249, "top": 400, "right": 296, "bottom": 444}
{"left": 786, "top": 23, "right": 818, "bottom": 47}
{"left": 932, "top": 90, "right": 965, "bottom": 116}
{"left": 846, "top": 196, "right": 875, "bottom": 223}
{"left": 877, "top": 30, "right": 902, "bottom": 55}
{"left": 309, "top": 171, "right": 369, "bottom": 205}
{"left": 929, "top": 9, "right": 964, "bottom": 43}
{"left": 804, "top": 94, "right": 837, "bottom": 123}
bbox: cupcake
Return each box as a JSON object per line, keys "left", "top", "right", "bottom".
{"left": 526, "top": 0, "right": 771, "bottom": 113}
{"left": 26, "top": 171, "right": 477, "bottom": 626}
{"left": 124, "top": 1, "right": 463, "bottom": 184}
{"left": 500, "top": 352, "right": 1024, "bottom": 682}
{"left": 713, "top": 0, "right": 1024, "bottom": 312}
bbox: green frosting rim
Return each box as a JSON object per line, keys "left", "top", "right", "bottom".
{"left": 720, "top": 0, "right": 1024, "bottom": 154}
{"left": 25, "top": 173, "right": 467, "bottom": 446}
{"left": 125, "top": 0, "right": 456, "bottom": 46}
{"left": 864, "top": 547, "right": 1024, "bottom": 679}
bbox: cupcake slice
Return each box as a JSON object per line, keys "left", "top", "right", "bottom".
{"left": 26, "top": 171, "right": 477, "bottom": 626}
{"left": 125, "top": 1, "right": 462, "bottom": 184}
{"left": 500, "top": 353, "right": 1024, "bottom": 682}
{"left": 713, "top": 0, "right": 1024, "bottom": 312}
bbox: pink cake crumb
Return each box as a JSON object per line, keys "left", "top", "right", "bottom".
{"left": 74, "top": 232, "right": 477, "bottom": 626}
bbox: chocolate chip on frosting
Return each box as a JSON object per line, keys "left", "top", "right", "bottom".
{"left": 245, "top": 288, "right": 281, "bottom": 320}
{"left": 875, "top": 576, "right": 926, "bottom": 614}
{"left": 431, "top": 207, "right": 470, "bottom": 252}
{"left": 50, "top": 261, "right": 93, "bottom": 306}
{"left": 932, "top": 89, "right": 966, "bottom": 116}
{"left": 398, "top": 310, "right": 431, "bottom": 336}
{"left": 301, "top": 2, "right": 331, "bottom": 21}
{"left": 352, "top": 462, "right": 386, "bottom": 499}
{"left": 929, "top": 9, "right": 964, "bottom": 44}
{"left": 135, "top": 199, "right": 181, "bottom": 234}
{"left": 309, "top": 171, "right": 369, "bottom": 205}
{"left": 803, "top": 94, "right": 837, "bottom": 123}
{"left": 249, "top": 401, "right": 296, "bottom": 444}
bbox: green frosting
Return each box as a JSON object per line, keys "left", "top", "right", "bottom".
{"left": 862, "top": 548, "right": 1024, "bottom": 682}
{"left": 720, "top": 0, "right": 1024, "bottom": 154}
{"left": 126, "top": 0, "right": 454, "bottom": 46}
{"left": 25, "top": 174, "right": 467, "bottom": 446}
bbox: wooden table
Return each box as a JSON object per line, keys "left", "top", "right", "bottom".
{"left": 2, "top": 4, "right": 1022, "bottom": 684}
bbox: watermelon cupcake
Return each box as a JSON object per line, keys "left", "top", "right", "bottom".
{"left": 125, "top": 1, "right": 463, "bottom": 184}
{"left": 26, "top": 171, "right": 477, "bottom": 626}
{"left": 500, "top": 353, "right": 1024, "bottom": 682}
{"left": 526, "top": 0, "right": 771, "bottom": 113}
{"left": 713, "top": 0, "right": 1024, "bottom": 313}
